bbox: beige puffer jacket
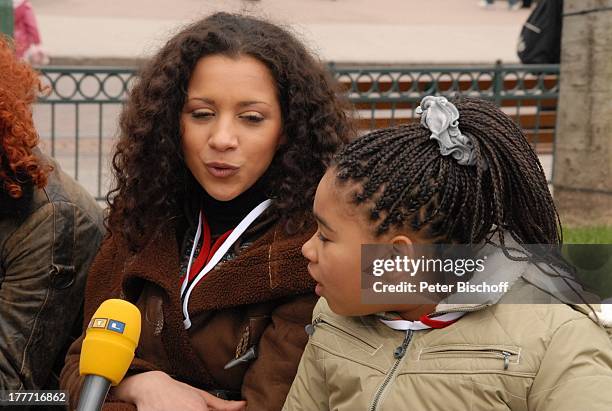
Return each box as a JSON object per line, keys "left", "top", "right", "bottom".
{"left": 283, "top": 277, "right": 612, "bottom": 411}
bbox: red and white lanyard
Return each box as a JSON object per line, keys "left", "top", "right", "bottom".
{"left": 380, "top": 311, "right": 465, "bottom": 331}
{"left": 181, "top": 199, "right": 272, "bottom": 329}
{"left": 179, "top": 215, "right": 232, "bottom": 295}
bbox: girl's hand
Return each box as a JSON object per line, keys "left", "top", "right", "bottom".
{"left": 112, "top": 370, "right": 245, "bottom": 411}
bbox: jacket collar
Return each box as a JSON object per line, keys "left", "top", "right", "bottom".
{"left": 119, "top": 219, "right": 315, "bottom": 314}
{"left": 434, "top": 235, "right": 595, "bottom": 315}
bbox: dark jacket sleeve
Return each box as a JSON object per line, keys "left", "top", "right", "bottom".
{"left": 0, "top": 202, "right": 103, "bottom": 390}
{"left": 60, "top": 235, "right": 160, "bottom": 411}
{"left": 241, "top": 293, "right": 317, "bottom": 411}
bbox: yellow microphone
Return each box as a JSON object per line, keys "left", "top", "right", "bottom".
{"left": 77, "top": 299, "right": 141, "bottom": 411}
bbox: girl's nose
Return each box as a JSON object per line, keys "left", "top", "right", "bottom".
{"left": 302, "top": 234, "right": 317, "bottom": 263}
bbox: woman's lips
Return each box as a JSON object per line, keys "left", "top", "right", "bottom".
{"left": 205, "top": 162, "right": 239, "bottom": 178}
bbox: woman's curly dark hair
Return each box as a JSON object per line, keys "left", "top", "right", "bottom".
{"left": 0, "top": 37, "right": 50, "bottom": 199}
{"left": 108, "top": 13, "right": 354, "bottom": 250}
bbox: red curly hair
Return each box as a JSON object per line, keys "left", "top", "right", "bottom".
{"left": 0, "top": 37, "right": 49, "bottom": 199}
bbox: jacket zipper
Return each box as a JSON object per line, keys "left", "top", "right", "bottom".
{"left": 304, "top": 317, "right": 322, "bottom": 336}
{"left": 369, "top": 329, "right": 414, "bottom": 411}
{"left": 502, "top": 351, "right": 511, "bottom": 370}
{"left": 420, "top": 348, "right": 515, "bottom": 370}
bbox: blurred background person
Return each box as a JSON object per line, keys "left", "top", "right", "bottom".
{"left": 480, "top": 0, "right": 522, "bottom": 10}
{"left": 517, "top": 0, "right": 563, "bottom": 64}
{"left": 13, "top": 0, "right": 48, "bottom": 64}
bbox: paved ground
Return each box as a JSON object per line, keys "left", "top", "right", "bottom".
{"left": 32, "top": 0, "right": 533, "bottom": 65}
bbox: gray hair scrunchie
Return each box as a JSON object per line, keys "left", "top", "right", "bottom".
{"left": 416, "top": 96, "right": 477, "bottom": 166}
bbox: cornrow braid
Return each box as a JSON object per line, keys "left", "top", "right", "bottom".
{"left": 332, "top": 97, "right": 561, "bottom": 248}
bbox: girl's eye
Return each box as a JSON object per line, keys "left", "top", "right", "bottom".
{"left": 192, "top": 110, "right": 214, "bottom": 119}
{"left": 317, "top": 232, "right": 329, "bottom": 243}
{"left": 240, "top": 112, "right": 264, "bottom": 123}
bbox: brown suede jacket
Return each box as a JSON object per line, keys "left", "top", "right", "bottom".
{"left": 0, "top": 153, "right": 104, "bottom": 392}
{"left": 60, "top": 217, "right": 317, "bottom": 411}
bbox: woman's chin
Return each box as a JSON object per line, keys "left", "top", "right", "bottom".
{"left": 203, "top": 185, "right": 244, "bottom": 202}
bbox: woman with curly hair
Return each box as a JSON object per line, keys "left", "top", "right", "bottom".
{"left": 60, "top": 13, "right": 354, "bottom": 411}
{"left": 0, "top": 37, "right": 104, "bottom": 390}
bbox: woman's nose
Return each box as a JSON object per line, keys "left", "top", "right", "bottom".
{"left": 208, "top": 117, "right": 238, "bottom": 151}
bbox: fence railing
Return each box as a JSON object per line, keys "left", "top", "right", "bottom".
{"left": 33, "top": 63, "right": 559, "bottom": 200}
{"left": 331, "top": 63, "right": 559, "bottom": 146}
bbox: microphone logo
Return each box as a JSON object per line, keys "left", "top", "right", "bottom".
{"left": 107, "top": 320, "right": 126, "bottom": 334}
{"left": 90, "top": 318, "right": 108, "bottom": 329}
{"left": 87, "top": 318, "right": 126, "bottom": 334}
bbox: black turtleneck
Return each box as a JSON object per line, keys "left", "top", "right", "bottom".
{"left": 201, "top": 177, "right": 269, "bottom": 238}
{"left": 176, "top": 175, "right": 278, "bottom": 279}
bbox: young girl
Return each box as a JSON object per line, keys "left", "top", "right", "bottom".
{"left": 284, "top": 97, "right": 612, "bottom": 410}
{"left": 59, "top": 13, "right": 353, "bottom": 411}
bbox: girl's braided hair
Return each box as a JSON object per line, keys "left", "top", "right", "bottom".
{"left": 332, "top": 97, "right": 561, "bottom": 248}
{"left": 333, "top": 97, "right": 601, "bottom": 316}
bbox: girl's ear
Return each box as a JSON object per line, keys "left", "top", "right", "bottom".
{"left": 277, "top": 133, "right": 287, "bottom": 147}
{"left": 391, "top": 235, "right": 413, "bottom": 246}
{"left": 390, "top": 234, "right": 413, "bottom": 255}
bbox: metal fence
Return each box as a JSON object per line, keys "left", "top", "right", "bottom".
{"left": 33, "top": 63, "right": 560, "bottom": 200}
{"left": 35, "top": 68, "right": 136, "bottom": 200}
